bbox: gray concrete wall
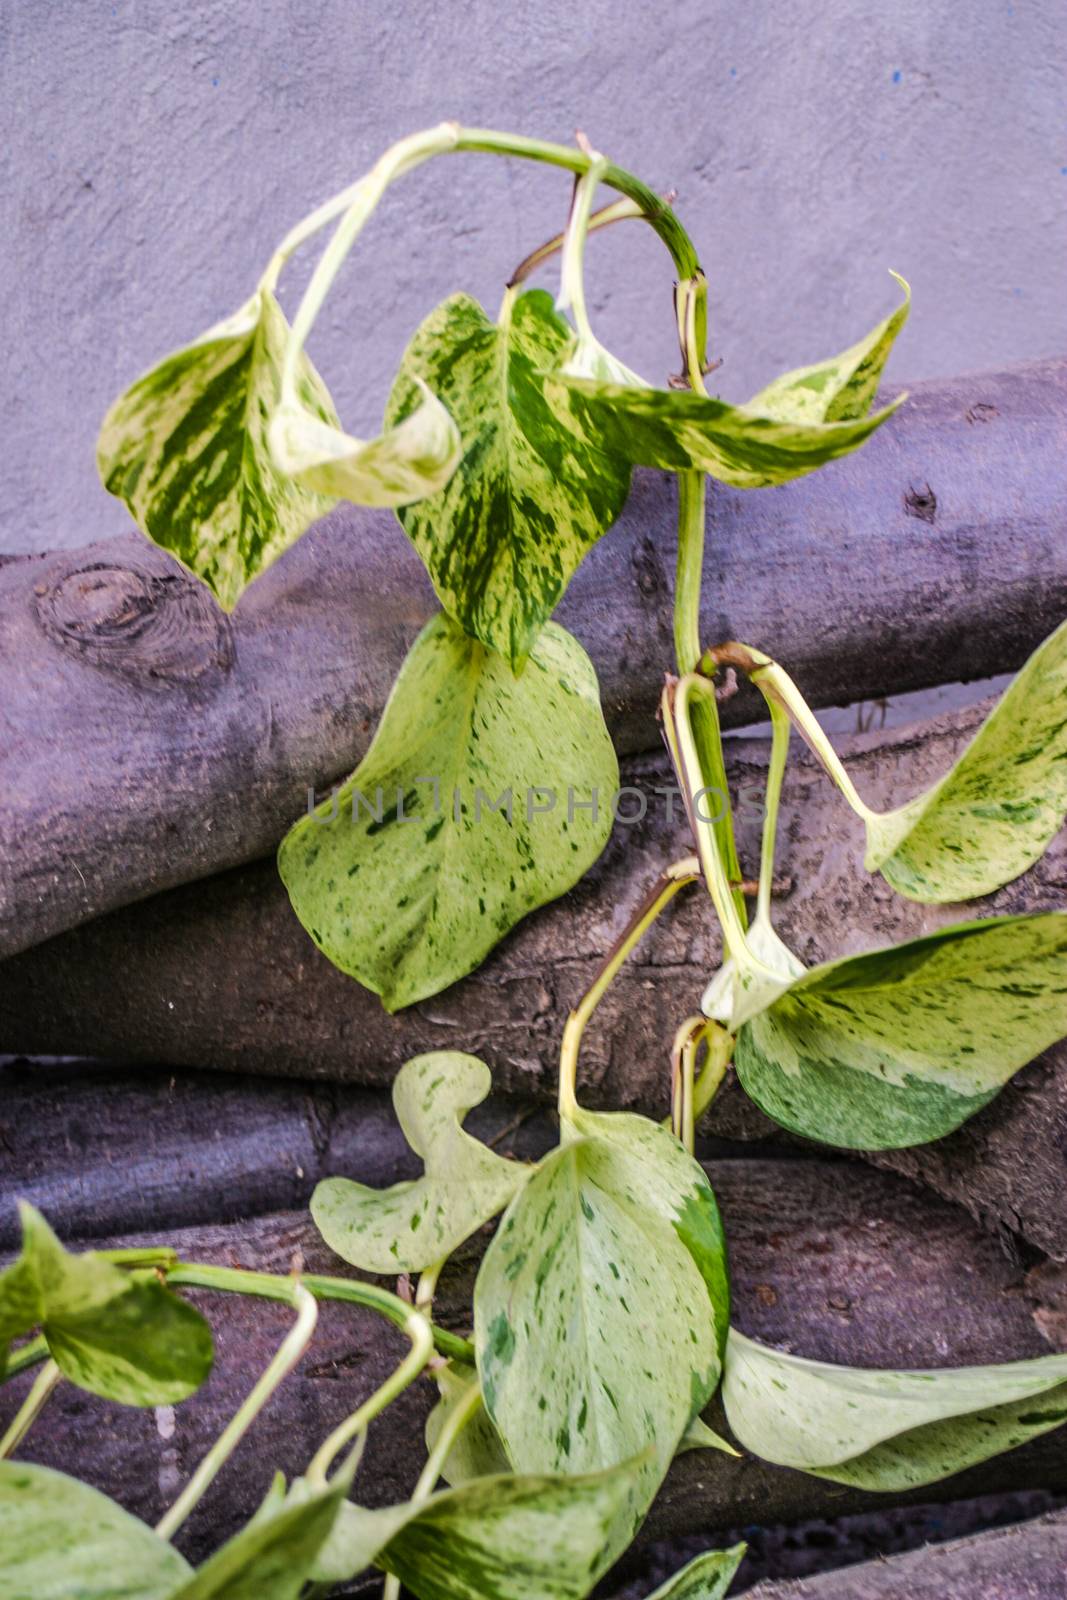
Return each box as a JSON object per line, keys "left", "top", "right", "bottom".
{"left": 2, "top": 0, "right": 1063, "bottom": 556}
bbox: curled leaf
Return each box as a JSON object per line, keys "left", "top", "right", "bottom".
{"left": 97, "top": 289, "right": 339, "bottom": 609}
{"left": 546, "top": 275, "right": 909, "bottom": 488}
{"left": 279, "top": 612, "right": 618, "bottom": 1010}
{"left": 865, "top": 617, "right": 1067, "bottom": 901}
{"left": 723, "top": 1329, "right": 1067, "bottom": 1491}
{"left": 312, "top": 1053, "right": 528, "bottom": 1273}
{"left": 0, "top": 1203, "right": 212, "bottom": 1405}
{"left": 644, "top": 1544, "right": 747, "bottom": 1600}
{"left": 269, "top": 374, "right": 461, "bottom": 507}
{"left": 732, "top": 913, "right": 1067, "bottom": 1149}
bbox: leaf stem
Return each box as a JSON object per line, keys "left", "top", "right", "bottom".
{"left": 758, "top": 700, "right": 791, "bottom": 925}
{"left": 557, "top": 151, "right": 609, "bottom": 341}
{"left": 670, "top": 1018, "right": 735, "bottom": 1151}
{"left": 1, "top": 1335, "right": 49, "bottom": 1384}
{"left": 165, "top": 1262, "right": 474, "bottom": 1364}
{"left": 558, "top": 856, "right": 701, "bottom": 1118}
{"left": 0, "top": 1359, "right": 61, "bottom": 1458}
{"left": 156, "top": 1282, "right": 318, "bottom": 1542}
{"left": 507, "top": 194, "right": 650, "bottom": 287}
{"left": 305, "top": 1310, "right": 434, "bottom": 1488}
{"left": 414, "top": 1375, "right": 482, "bottom": 1501}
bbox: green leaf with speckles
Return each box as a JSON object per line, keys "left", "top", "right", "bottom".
{"left": 733, "top": 913, "right": 1067, "bottom": 1150}
{"left": 644, "top": 1544, "right": 747, "bottom": 1600}
{"left": 385, "top": 290, "right": 631, "bottom": 668}
{"left": 311, "top": 1052, "right": 528, "bottom": 1272}
{"left": 310, "top": 1457, "right": 645, "bottom": 1600}
{"left": 723, "top": 1329, "right": 1067, "bottom": 1491}
{"left": 677, "top": 1416, "right": 741, "bottom": 1458}
{"left": 98, "top": 290, "right": 342, "bottom": 611}
{"left": 170, "top": 1479, "right": 344, "bottom": 1600}
{"left": 473, "top": 1133, "right": 720, "bottom": 1514}
{"left": 278, "top": 611, "right": 618, "bottom": 1010}
{"left": 0, "top": 1461, "right": 192, "bottom": 1600}
{"left": 865, "top": 618, "right": 1067, "bottom": 901}
{"left": 564, "top": 1108, "right": 730, "bottom": 1360}
{"left": 0, "top": 1203, "right": 212, "bottom": 1405}
{"left": 545, "top": 277, "right": 908, "bottom": 488}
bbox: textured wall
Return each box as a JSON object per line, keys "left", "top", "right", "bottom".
{"left": 1, "top": 0, "right": 1063, "bottom": 555}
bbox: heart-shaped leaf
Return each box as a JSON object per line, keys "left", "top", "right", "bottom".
{"left": 0, "top": 1461, "right": 192, "bottom": 1599}
{"left": 564, "top": 1108, "right": 730, "bottom": 1360}
{"left": 0, "top": 1204, "right": 212, "bottom": 1405}
{"left": 733, "top": 913, "right": 1067, "bottom": 1149}
{"left": 723, "top": 1330, "right": 1067, "bottom": 1491}
{"left": 474, "top": 1135, "right": 719, "bottom": 1510}
{"left": 311, "top": 1052, "right": 528, "bottom": 1272}
{"left": 97, "top": 290, "right": 340, "bottom": 610}
{"left": 644, "top": 1545, "right": 747, "bottom": 1600}
{"left": 385, "top": 290, "right": 631, "bottom": 667}
{"left": 311, "top": 1457, "right": 644, "bottom": 1600}
{"left": 279, "top": 612, "right": 618, "bottom": 1010}
{"left": 169, "top": 1479, "right": 343, "bottom": 1600}
{"left": 545, "top": 277, "right": 909, "bottom": 488}
{"left": 865, "top": 617, "right": 1067, "bottom": 901}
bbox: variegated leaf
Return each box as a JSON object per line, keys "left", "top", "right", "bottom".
{"left": 644, "top": 1545, "right": 747, "bottom": 1600}
{"left": 564, "top": 1108, "right": 730, "bottom": 1360}
{"left": 747, "top": 272, "right": 910, "bottom": 422}
{"left": 170, "top": 1479, "right": 343, "bottom": 1600}
{"left": 311, "top": 1052, "right": 528, "bottom": 1273}
{"left": 865, "top": 617, "right": 1067, "bottom": 901}
{"left": 313, "top": 1458, "right": 644, "bottom": 1600}
{"left": 733, "top": 913, "right": 1067, "bottom": 1149}
{"left": 279, "top": 612, "right": 618, "bottom": 1011}
{"left": 677, "top": 1416, "right": 741, "bottom": 1458}
{"left": 0, "top": 1203, "right": 212, "bottom": 1405}
{"left": 723, "top": 1330, "right": 1067, "bottom": 1491}
{"left": 424, "top": 1366, "right": 511, "bottom": 1487}
{"left": 385, "top": 290, "right": 631, "bottom": 667}
{"left": 0, "top": 1462, "right": 192, "bottom": 1600}
{"left": 474, "top": 1135, "right": 719, "bottom": 1513}
{"left": 97, "top": 290, "right": 340, "bottom": 610}
{"left": 545, "top": 277, "right": 909, "bottom": 489}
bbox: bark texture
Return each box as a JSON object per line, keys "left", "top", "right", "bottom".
{"left": 744, "top": 1506, "right": 1067, "bottom": 1597}
{"left": 4, "top": 1155, "right": 1063, "bottom": 1567}
{"left": 3, "top": 699, "right": 1065, "bottom": 1256}
{"left": 1, "top": 360, "right": 1065, "bottom": 959}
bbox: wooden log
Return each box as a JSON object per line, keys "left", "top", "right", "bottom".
{"left": 744, "top": 1507, "right": 1067, "bottom": 1597}
{"left": 3, "top": 698, "right": 1065, "bottom": 1256}
{"left": 1, "top": 360, "right": 1065, "bottom": 960}
{"left": 3, "top": 1155, "right": 1062, "bottom": 1567}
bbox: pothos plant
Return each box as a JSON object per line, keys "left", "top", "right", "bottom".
{"left": 3, "top": 124, "right": 1067, "bottom": 1596}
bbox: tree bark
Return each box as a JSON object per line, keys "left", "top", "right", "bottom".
{"left": 1, "top": 360, "right": 1064, "bottom": 959}
{"left": 4, "top": 1154, "right": 1062, "bottom": 1567}
{"left": 3, "top": 698, "right": 1065, "bottom": 1257}
{"left": 744, "top": 1507, "right": 1067, "bottom": 1598}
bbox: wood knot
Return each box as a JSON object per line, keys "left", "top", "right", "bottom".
{"left": 35, "top": 560, "right": 235, "bottom": 688}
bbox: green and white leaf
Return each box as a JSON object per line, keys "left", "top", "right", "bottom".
{"left": 644, "top": 1544, "right": 747, "bottom": 1600}
{"left": 0, "top": 1461, "right": 191, "bottom": 1600}
{"left": 385, "top": 290, "right": 631, "bottom": 667}
{"left": 701, "top": 909, "right": 806, "bottom": 1033}
{"left": 865, "top": 617, "right": 1067, "bottom": 901}
{"left": 734, "top": 913, "right": 1067, "bottom": 1149}
{"left": 747, "top": 272, "right": 910, "bottom": 423}
{"left": 563, "top": 1107, "right": 730, "bottom": 1359}
{"left": 677, "top": 1416, "right": 741, "bottom": 1458}
{"left": 723, "top": 1330, "right": 1067, "bottom": 1491}
{"left": 545, "top": 276, "right": 909, "bottom": 489}
{"left": 312, "top": 1052, "right": 528, "bottom": 1272}
{"left": 424, "top": 1366, "right": 511, "bottom": 1486}
{"left": 279, "top": 612, "right": 618, "bottom": 1010}
{"left": 97, "top": 290, "right": 340, "bottom": 610}
{"left": 0, "top": 1203, "right": 213, "bottom": 1405}
{"left": 170, "top": 1480, "right": 343, "bottom": 1600}
{"left": 474, "top": 1135, "right": 719, "bottom": 1513}
{"left": 313, "top": 1458, "right": 644, "bottom": 1600}
{"left": 269, "top": 374, "right": 461, "bottom": 510}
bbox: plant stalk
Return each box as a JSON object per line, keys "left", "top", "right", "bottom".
{"left": 0, "top": 1359, "right": 61, "bottom": 1458}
